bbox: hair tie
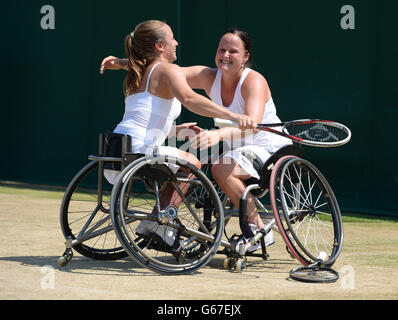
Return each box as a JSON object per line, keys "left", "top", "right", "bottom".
{"left": 130, "top": 32, "right": 135, "bottom": 38}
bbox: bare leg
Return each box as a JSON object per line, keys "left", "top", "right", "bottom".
{"left": 211, "top": 157, "right": 264, "bottom": 229}
{"left": 156, "top": 150, "right": 201, "bottom": 212}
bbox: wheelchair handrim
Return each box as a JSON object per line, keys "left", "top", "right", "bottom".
{"left": 111, "top": 156, "right": 225, "bottom": 273}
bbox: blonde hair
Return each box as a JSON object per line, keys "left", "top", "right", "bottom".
{"left": 123, "top": 20, "right": 168, "bottom": 96}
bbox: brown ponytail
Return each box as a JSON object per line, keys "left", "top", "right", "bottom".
{"left": 123, "top": 20, "right": 167, "bottom": 97}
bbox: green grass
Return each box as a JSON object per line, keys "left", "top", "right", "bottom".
{"left": 341, "top": 212, "right": 398, "bottom": 223}
{"left": 1, "top": 180, "right": 397, "bottom": 224}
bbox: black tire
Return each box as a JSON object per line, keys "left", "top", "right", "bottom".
{"left": 110, "top": 156, "right": 224, "bottom": 275}
{"left": 289, "top": 263, "right": 339, "bottom": 283}
{"left": 270, "top": 156, "right": 343, "bottom": 267}
{"left": 60, "top": 161, "right": 127, "bottom": 260}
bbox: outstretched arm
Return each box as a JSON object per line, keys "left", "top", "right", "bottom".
{"left": 99, "top": 57, "right": 215, "bottom": 95}
{"left": 99, "top": 56, "right": 128, "bottom": 74}
{"left": 162, "top": 63, "right": 256, "bottom": 129}
{"left": 181, "top": 66, "right": 215, "bottom": 94}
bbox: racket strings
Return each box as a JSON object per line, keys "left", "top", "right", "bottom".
{"left": 285, "top": 122, "right": 349, "bottom": 143}
{"left": 289, "top": 266, "right": 339, "bottom": 283}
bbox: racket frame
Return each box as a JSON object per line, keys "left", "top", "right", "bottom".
{"left": 214, "top": 118, "right": 352, "bottom": 147}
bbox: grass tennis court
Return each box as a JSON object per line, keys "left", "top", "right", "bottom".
{"left": 0, "top": 181, "right": 397, "bottom": 300}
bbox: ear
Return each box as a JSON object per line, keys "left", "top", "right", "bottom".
{"left": 244, "top": 52, "right": 250, "bottom": 65}
{"left": 154, "top": 41, "right": 164, "bottom": 53}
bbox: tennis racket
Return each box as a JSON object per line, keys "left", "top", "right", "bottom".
{"left": 214, "top": 118, "right": 352, "bottom": 147}
{"left": 289, "top": 260, "right": 340, "bottom": 283}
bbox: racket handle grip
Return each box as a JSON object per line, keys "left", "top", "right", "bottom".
{"left": 214, "top": 118, "right": 238, "bottom": 128}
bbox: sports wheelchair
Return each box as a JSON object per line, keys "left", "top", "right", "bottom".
{"left": 59, "top": 133, "right": 343, "bottom": 275}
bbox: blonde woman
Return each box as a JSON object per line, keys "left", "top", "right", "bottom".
{"left": 101, "top": 20, "right": 254, "bottom": 169}
{"left": 101, "top": 20, "right": 255, "bottom": 245}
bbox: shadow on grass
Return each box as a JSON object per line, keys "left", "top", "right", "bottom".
{"left": 0, "top": 253, "right": 298, "bottom": 279}
{"left": 0, "top": 255, "right": 164, "bottom": 277}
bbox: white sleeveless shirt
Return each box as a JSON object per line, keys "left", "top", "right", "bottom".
{"left": 209, "top": 68, "right": 291, "bottom": 153}
{"left": 114, "top": 63, "right": 182, "bottom": 154}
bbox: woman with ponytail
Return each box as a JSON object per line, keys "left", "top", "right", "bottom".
{"left": 101, "top": 20, "right": 254, "bottom": 172}
{"left": 101, "top": 20, "right": 255, "bottom": 246}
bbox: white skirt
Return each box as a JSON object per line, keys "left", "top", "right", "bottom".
{"left": 103, "top": 146, "right": 181, "bottom": 185}
{"left": 221, "top": 145, "right": 272, "bottom": 180}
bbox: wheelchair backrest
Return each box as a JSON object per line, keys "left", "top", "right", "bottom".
{"left": 100, "top": 133, "right": 134, "bottom": 171}
{"left": 100, "top": 133, "right": 170, "bottom": 174}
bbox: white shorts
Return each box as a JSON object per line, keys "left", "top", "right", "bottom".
{"left": 103, "top": 146, "right": 181, "bottom": 185}
{"left": 222, "top": 145, "right": 272, "bottom": 180}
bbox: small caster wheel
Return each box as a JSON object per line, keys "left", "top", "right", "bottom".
{"left": 262, "top": 253, "right": 270, "bottom": 261}
{"left": 58, "top": 248, "right": 73, "bottom": 268}
{"left": 223, "top": 258, "right": 232, "bottom": 270}
{"left": 58, "top": 256, "right": 68, "bottom": 267}
{"left": 235, "top": 259, "right": 245, "bottom": 273}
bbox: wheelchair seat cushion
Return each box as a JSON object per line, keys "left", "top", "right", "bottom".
{"left": 222, "top": 145, "right": 273, "bottom": 180}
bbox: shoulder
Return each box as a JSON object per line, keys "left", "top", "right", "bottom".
{"left": 155, "top": 63, "right": 188, "bottom": 82}
{"left": 203, "top": 67, "right": 218, "bottom": 78}
{"left": 244, "top": 69, "right": 268, "bottom": 88}
{"left": 243, "top": 69, "right": 270, "bottom": 92}
{"left": 199, "top": 67, "right": 218, "bottom": 94}
{"left": 157, "top": 62, "right": 181, "bottom": 73}
{"left": 206, "top": 67, "right": 218, "bottom": 82}
{"left": 241, "top": 69, "right": 271, "bottom": 100}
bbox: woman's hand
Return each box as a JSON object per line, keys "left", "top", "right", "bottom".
{"left": 99, "top": 56, "right": 127, "bottom": 74}
{"left": 176, "top": 122, "right": 203, "bottom": 140}
{"left": 230, "top": 113, "right": 257, "bottom": 130}
{"left": 190, "top": 130, "right": 221, "bottom": 151}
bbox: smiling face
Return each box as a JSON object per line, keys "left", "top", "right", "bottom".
{"left": 215, "top": 33, "right": 250, "bottom": 73}
{"left": 160, "top": 25, "right": 179, "bottom": 63}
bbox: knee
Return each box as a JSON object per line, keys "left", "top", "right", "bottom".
{"left": 180, "top": 151, "right": 201, "bottom": 169}
{"left": 211, "top": 161, "right": 233, "bottom": 183}
{"left": 191, "top": 157, "right": 201, "bottom": 170}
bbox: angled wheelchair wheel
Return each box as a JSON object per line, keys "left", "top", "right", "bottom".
{"left": 60, "top": 161, "right": 127, "bottom": 260}
{"left": 110, "top": 156, "right": 224, "bottom": 275}
{"left": 270, "top": 156, "right": 343, "bottom": 267}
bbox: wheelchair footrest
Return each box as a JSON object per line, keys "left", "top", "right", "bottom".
{"left": 136, "top": 232, "right": 181, "bottom": 254}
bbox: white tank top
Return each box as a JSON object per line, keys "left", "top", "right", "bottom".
{"left": 114, "top": 63, "right": 182, "bottom": 153}
{"left": 209, "top": 68, "right": 292, "bottom": 153}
